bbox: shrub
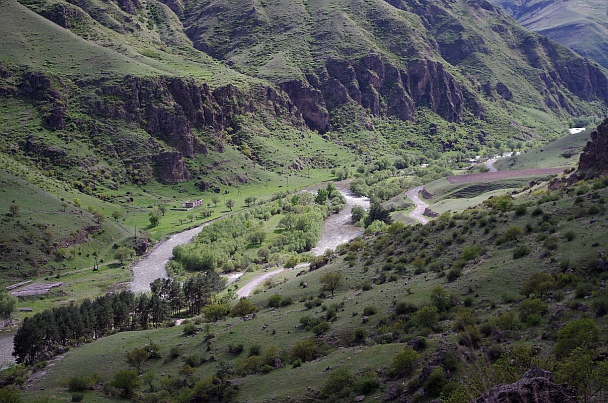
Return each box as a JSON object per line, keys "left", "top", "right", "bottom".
{"left": 268, "top": 294, "right": 283, "bottom": 308}
{"left": 424, "top": 367, "right": 447, "bottom": 397}
{"left": 361, "top": 280, "right": 372, "bottom": 291}
{"left": 68, "top": 376, "right": 92, "bottom": 392}
{"left": 518, "top": 298, "right": 547, "bottom": 325}
{"left": 363, "top": 306, "right": 377, "bottom": 316}
{"left": 322, "top": 367, "right": 353, "bottom": 399}
{"left": 183, "top": 323, "right": 198, "bottom": 336}
{"left": 290, "top": 338, "right": 319, "bottom": 362}
{"left": 390, "top": 348, "right": 419, "bottom": 377}
{"left": 497, "top": 226, "right": 524, "bottom": 244}
{"left": 513, "top": 245, "right": 530, "bottom": 259}
{"left": 415, "top": 305, "right": 439, "bottom": 329}
{"left": 563, "top": 231, "right": 576, "bottom": 241}
{"left": 71, "top": 393, "right": 84, "bottom": 402}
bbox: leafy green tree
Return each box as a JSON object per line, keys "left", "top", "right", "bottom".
{"left": 415, "top": 305, "right": 439, "bottom": 329}
{"left": 555, "top": 318, "right": 600, "bottom": 359}
{"left": 315, "top": 188, "right": 329, "bottom": 205}
{"left": 110, "top": 369, "right": 140, "bottom": 399}
{"left": 521, "top": 272, "right": 555, "bottom": 298}
{"left": 351, "top": 205, "right": 365, "bottom": 223}
{"left": 111, "top": 210, "right": 123, "bottom": 221}
{"left": 61, "top": 201, "right": 70, "bottom": 212}
{"left": 284, "top": 255, "right": 299, "bottom": 268}
{"left": 158, "top": 204, "right": 167, "bottom": 216}
{"left": 390, "top": 347, "right": 419, "bottom": 377}
{"left": 247, "top": 229, "right": 266, "bottom": 245}
{"left": 205, "top": 303, "right": 231, "bottom": 322}
{"left": 244, "top": 196, "right": 257, "bottom": 207}
{"left": 212, "top": 196, "right": 220, "bottom": 207}
{"left": 0, "top": 291, "right": 17, "bottom": 318}
{"left": 556, "top": 347, "right": 608, "bottom": 403}
{"left": 320, "top": 271, "right": 344, "bottom": 297}
{"left": 126, "top": 348, "right": 148, "bottom": 373}
{"left": 257, "top": 247, "right": 270, "bottom": 262}
{"left": 93, "top": 211, "right": 105, "bottom": 224}
{"left": 364, "top": 202, "right": 392, "bottom": 227}
{"left": 430, "top": 285, "right": 451, "bottom": 312}
{"left": 322, "top": 367, "right": 353, "bottom": 399}
{"left": 73, "top": 198, "right": 81, "bottom": 209}
{"left": 230, "top": 298, "right": 258, "bottom": 318}
{"left": 142, "top": 371, "right": 156, "bottom": 392}
{"left": 114, "top": 247, "right": 133, "bottom": 265}
{"left": 225, "top": 199, "right": 234, "bottom": 211}
{"left": 290, "top": 338, "right": 319, "bottom": 362}
{"left": 149, "top": 212, "right": 159, "bottom": 227}
{"left": 518, "top": 298, "right": 547, "bottom": 325}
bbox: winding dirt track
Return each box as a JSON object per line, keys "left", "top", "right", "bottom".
{"left": 406, "top": 167, "right": 566, "bottom": 224}
{"left": 405, "top": 186, "right": 429, "bottom": 224}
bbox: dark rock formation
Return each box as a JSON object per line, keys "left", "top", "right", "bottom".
{"left": 154, "top": 151, "right": 190, "bottom": 184}
{"left": 19, "top": 71, "right": 66, "bottom": 130}
{"left": 475, "top": 368, "right": 577, "bottom": 403}
{"left": 279, "top": 80, "right": 329, "bottom": 133}
{"left": 496, "top": 82, "right": 513, "bottom": 100}
{"left": 578, "top": 119, "right": 608, "bottom": 175}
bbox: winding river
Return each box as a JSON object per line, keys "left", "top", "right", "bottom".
{"left": 0, "top": 181, "right": 369, "bottom": 367}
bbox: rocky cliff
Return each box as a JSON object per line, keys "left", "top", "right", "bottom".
{"left": 578, "top": 118, "right": 608, "bottom": 175}
{"left": 0, "top": 64, "right": 305, "bottom": 185}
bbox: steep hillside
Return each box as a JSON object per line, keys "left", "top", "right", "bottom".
{"left": 490, "top": 0, "right": 608, "bottom": 69}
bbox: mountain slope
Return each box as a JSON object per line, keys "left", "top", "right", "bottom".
{"left": 490, "top": 0, "right": 608, "bottom": 69}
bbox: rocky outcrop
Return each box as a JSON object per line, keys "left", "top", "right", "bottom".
{"left": 154, "top": 151, "right": 190, "bottom": 184}
{"left": 279, "top": 80, "right": 329, "bottom": 133}
{"left": 280, "top": 53, "right": 481, "bottom": 131}
{"left": 578, "top": 119, "right": 608, "bottom": 175}
{"left": 476, "top": 368, "right": 577, "bottom": 403}
{"left": 19, "top": 71, "right": 66, "bottom": 130}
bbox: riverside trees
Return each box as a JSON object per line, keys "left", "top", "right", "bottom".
{"left": 13, "top": 273, "right": 225, "bottom": 365}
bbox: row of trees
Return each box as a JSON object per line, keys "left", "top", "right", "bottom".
{"left": 13, "top": 273, "right": 224, "bottom": 365}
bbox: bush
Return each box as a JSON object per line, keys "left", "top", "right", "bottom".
{"left": 563, "top": 231, "right": 576, "bottom": 241}
{"left": 555, "top": 318, "right": 600, "bottom": 359}
{"left": 361, "top": 280, "right": 372, "bottom": 291}
{"left": 68, "top": 376, "right": 92, "bottom": 392}
{"left": 290, "top": 338, "right": 319, "bottom": 362}
{"left": 513, "top": 245, "right": 530, "bottom": 259}
{"left": 183, "top": 323, "right": 198, "bottom": 336}
{"left": 267, "top": 294, "right": 283, "bottom": 308}
{"left": 424, "top": 367, "right": 447, "bottom": 397}
{"left": 362, "top": 306, "right": 377, "bottom": 316}
{"left": 322, "top": 367, "right": 353, "bottom": 399}
{"left": 390, "top": 348, "right": 419, "bottom": 377}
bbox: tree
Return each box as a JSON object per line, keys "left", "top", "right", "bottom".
{"left": 73, "top": 198, "right": 81, "bottom": 209}
{"left": 126, "top": 348, "right": 148, "bottom": 373}
{"left": 315, "top": 188, "right": 329, "bottom": 205}
{"left": 364, "top": 202, "right": 392, "bottom": 227}
{"left": 149, "top": 212, "right": 159, "bottom": 227}
{"left": 225, "top": 199, "right": 234, "bottom": 211}
{"left": 320, "top": 271, "right": 344, "bottom": 297}
{"left": 61, "top": 201, "right": 69, "bottom": 213}
{"left": 187, "top": 213, "right": 194, "bottom": 222}
{"left": 556, "top": 347, "right": 608, "bottom": 403}
{"left": 244, "top": 196, "right": 257, "bottom": 207}
{"left": 0, "top": 291, "right": 16, "bottom": 318}
{"left": 390, "top": 348, "right": 419, "bottom": 377}
{"left": 111, "top": 210, "right": 123, "bottom": 221}
{"left": 8, "top": 204, "right": 19, "bottom": 216}
{"left": 158, "top": 204, "right": 167, "bottom": 216}
{"left": 415, "top": 305, "right": 439, "bottom": 329}
{"left": 555, "top": 318, "right": 600, "bottom": 359}
{"left": 351, "top": 205, "right": 365, "bottom": 223}
{"left": 212, "top": 196, "right": 220, "bottom": 207}
{"left": 93, "top": 210, "right": 105, "bottom": 224}
{"left": 247, "top": 229, "right": 266, "bottom": 245}
{"left": 114, "top": 247, "right": 133, "bottom": 265}
{"left": 110, "top": 370, "right": 140, "bottom": 399}
{"left": 230, "top": 298, "right": 258, "bottom": 318}
{"left": 521, "top": 272, "right": 555, "bottom": 298}
{"left": 284, "top": 255, "right": 299, "bottom": 268}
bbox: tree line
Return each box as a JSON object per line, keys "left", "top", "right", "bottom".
{"left": 13, "top": 272, "right": 224, "bottom": 365}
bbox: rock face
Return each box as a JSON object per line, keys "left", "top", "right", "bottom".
{"left": 578, "top": 119, "right": 608, "bottom": 175}
{"left": 476, "top": 368, "right": 577, "bottom": 403}
{"left": 280, "top": 53, "right": 481, "bottom": 131}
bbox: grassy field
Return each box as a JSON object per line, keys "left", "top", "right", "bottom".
{"left": 494, "top": 128, "right": 591, "bottom": 170}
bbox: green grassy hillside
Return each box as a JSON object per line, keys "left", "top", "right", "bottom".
{"left": 21, "top": 169, "right": 608, "bottom": 402}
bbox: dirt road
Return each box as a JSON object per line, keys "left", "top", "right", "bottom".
{"left": 406, "top": 186, "right": 429, "bottom": 225}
